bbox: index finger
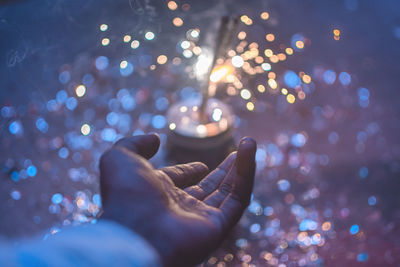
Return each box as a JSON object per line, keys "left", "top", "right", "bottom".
{"left": 219, "top": 137, "right": 257, "bottom": 229}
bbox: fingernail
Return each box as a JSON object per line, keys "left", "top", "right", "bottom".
{"left": 240, "top": 137, "right": 256, "bottom": 148}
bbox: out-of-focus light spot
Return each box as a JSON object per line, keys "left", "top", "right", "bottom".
{"left": 157, "top": 55, "right": 168, "bottom": 65}
{"left": 152, "top": 115, "right": 166, "bottom": 129}
{"left": 183, "top": 50, "right": 193, "bottom": 58}
{"left": 287, "top": 94, "right": 296, "bottom": 104}
{"left": 189, "top": 29, "right": 200, "bottom": 39}
{"left": 82, "top": 74, "right": 94, "bottom": 86}
{"left": 261, "top": 63, "right": 271, "bottom": 71}
{"left": 9, "top": 121, "right": 23, "bottom": 135}
{"left": 210, "top": 65, "right": 232, "bottom": 82}
{"left": 123, "top": 35, "right": 131, "bottom": 43}
{"left": 155, "top": 97, "right": 168, "bottom": 111}
{"left": 120, "top": 62, "right": 134, "bottom": 76}
{"left": 180, "top": 106, "right": 188, "bottom": 112}
{"left": 36, "top": 118, "right": 49, "bottom": 133}
{"left": 281, "top": 88, "right": 288, "bottom": 95}
{"left": 257, "top": 84, "right": 265, "bottom": 93}
{"left": 291, "top": 133, "right": 306, "bottom": 147}
{"left": 95, "top": 56, "right": 109, "bottom": 70}
{"left": 169, "top": 123, "right": 176, "bottom": 130}
{"left": 328, "top": 131, "right": 339, "bottom": 144}
{"left": 27, "top": 165, "right": 37, "bottom": 177}
{"left": 359, "top": 166, "right": 368, "bottom": 179}
{"left": 101, "top": 38, "right": 110, "bottom": 46}
{"left": 358, "top": 87, "right": 370, "bottom": 108}
{"left": 11, "top": 190, "right": 21, "bottom": 200}
{"left": 196, "top": 125, "right": 207, "bottom": 136}
{"left": 81, "top": 124, "right": 91, "bottom": 136}
{"left": 270, "top": 55, "right": 279, "bottom": 63}
{"left": 167, "top": 1, "right": 178, "bottom": 10}
{"left": 99, "top": 24, "right": 108, "bottom": 31}
{"left": 368, "top": 196, "right": 377, "bottom": 206}
{"left": 277, "top": 179, "right": 290, "bottom": 192}
{"left": 212, "top": 108, "right": 223, "bottom": 121}
{"left": 277, "top": 53, "right": 286, "bottom": 61}
{"left": 260, "top": 12, "right": 270, "bottom": 20}
{"left": 58, "top": 71, "right": 71, "bottom": 84}
{"left": 232, "top": 55, "right": 244, "bottom": 68}
{"left": 285, "top": 47, "right": 293, "bottom": 55}
{"left": 106, "top": 112, "right": 119, "bottom": 126}
{"left": 181, "top": 40, "right": 191, "bottom": 49}
{"left": 268, "top": 79, "right": 278, "bottom": 89}
{"left": 250, "top": 223, "right": 261, "bottom": 233}
{"left": 299, "top": 219, "right": 317, "bottom": 231}
{"left": 11, "top": 171, "right": 19, "bottom": 182}
{"left": 240, "top": 89, "right": 251, "bottom": 100}
{"left": 101, "top": 128, "right": 117, "bottom": 142}
{"left": 333, "top": 29, "right": 341, "bottom": 40}
{"left": 52, "top": 193, "right": 63, "bottom": 204}
{"left": 172, "top": 17, "right": 183, "bottom": 27}
{"left": 298, "top": 91, "right": 306, "bottom": 100}
{"left": 131, "top": 40, "right": 140, "bottom": 49}
{"left": 246, "top": 102, "right": 255, "bottom": 111}
{"left": 323, "top": 70, "right": 336, "bottom": 85}
{"left": 295, "top": 40, "right": 304, "bottom": 49}
{"left": 339, "top": 72, "right": 351, "bottom": 86}
{"left": 240, "top": 15, "right": 253, "bottom": 25}
{"left": 58, "top": 147, "right": 69, "bottom": 159}
{"left": 66, "top": 97, "right": 77, "bottom": 110}
{"left": 4, "top": 107, "right": 19, "bottom": 120}
{"left": 322, "top": 222, "right": 331, "bottom": 231}
{"left": 284, "top": 71, "right": 301, "bottom": 88}
{"left": 357, "top": 252, "right": 369, "bottom": 262}
{"left": 237, "top": 31, "right": 246, "bottom": 40}
{"left": 266, "top": 33, "right": 275, "bottom": 42}
{"left": 302, "top": 74, "right": 311, "bottom": 84}
{"left": 350, "top": 224, "right": 359, "bottom": 235}
{"left": 120, "top": 60, "right": 128, "bottom": 69}
{"left": 145, "top": 31, "right": 155, "bottom": 40}
{"left": 75, "top": 85, "right": 86, "bottom": 97}
{"left": 264, "top": 49, "right": 273, "bottom": 57}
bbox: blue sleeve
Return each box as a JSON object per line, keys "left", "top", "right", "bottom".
{"left": 0, "top": 220, "right": 162, "bottom": 267}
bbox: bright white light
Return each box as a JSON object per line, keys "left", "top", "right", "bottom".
{"left": 169, "top": 123, "right": 176, "bottom": 130}
{"left": 120, "top": 60, "right": 128, "bottom": 69}
{"left": 190, "top": 30, "right": 199, "bottom": 38}
{"left": 212, "top": 108, "right": 223, "bottom": 121}
{"left": 145, "top": 31, "right": 155, "bottom": 40}
{"left": 181, "top": 40, "right": 191, "bottom": 49}
{"left": 194, "top": 52, "right": 212, "bottom": 80}
{"left": 196, "top": 124, "right": 207, "bottom": 136}
{"left": 81, "top": 123, "right": 91, "bottom": 135}
{"left": 100, "top": 24, "right": 108, "bottom": 32}
{"left": 75, "top": 85, "right": 86, "bottom": 97}
{"left": 183, "top": 50, "right": 193, "bottom": 58}
{"left": 261, "top": 63, "right": 271, "bottom": 71}
{"left": 240, "top": 89, "right": 251, "bottom": 100}
{"left": 232, "top": 55, "right": 244, "bottom": 68}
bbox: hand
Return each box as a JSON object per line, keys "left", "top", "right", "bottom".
{"left": 100, "top": 134, "right": 256, "bottom": 267}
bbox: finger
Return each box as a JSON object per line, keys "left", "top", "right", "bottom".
{"left": 184, "top": 152, "right": 236, "bottom": 199}
{"left": 159, "top": 162, "right": 209, "bottom": 188}
{"left": 204, "top": 137, "right": 256, "bottom": 207}
{"left": 218, "top": 137, "right": 257, "bottom": 230}
{"left": 114, "top": 133, "right": 160, "bottom": 159}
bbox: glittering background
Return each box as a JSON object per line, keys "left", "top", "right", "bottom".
{"left": 1, "top": 0, "right": 400, "bottom": 266}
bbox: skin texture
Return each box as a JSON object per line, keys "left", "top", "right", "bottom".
{"left": 100, "top": 134, "right": 256, "bottom": 267}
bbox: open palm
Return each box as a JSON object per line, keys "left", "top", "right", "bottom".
{"left": 100, "top": 134, "right": 256, "bottom": 267}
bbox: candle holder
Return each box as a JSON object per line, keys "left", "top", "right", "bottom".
{"left": 166, "top": 97, "right": 235, "bottom": 169}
